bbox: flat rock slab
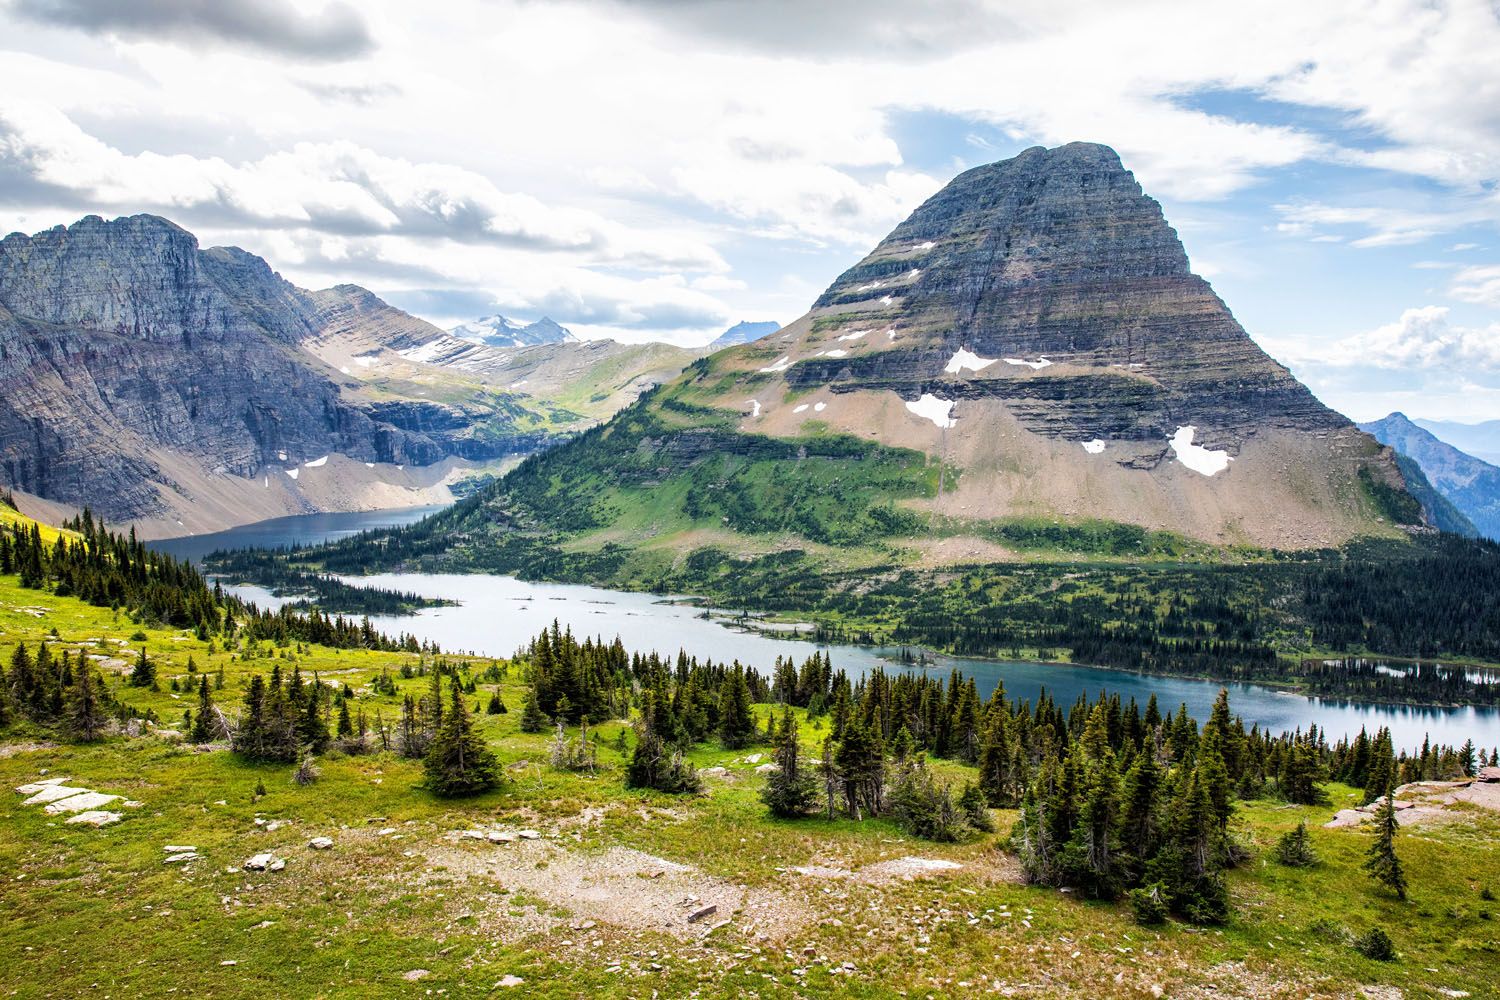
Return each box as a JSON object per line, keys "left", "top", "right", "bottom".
{"left": 243, "top": 853, "right": 278, "bottom": 871}
{"left": 165, "top": 852, "right": 201, "bottom": 863}
{"left": 309, "top": 837, "right": 334, "bottom": 850}
{"left": 487, "top": 831, "right": 516, "bottom": 844}
{"left": 164, "top": 845, "right": 197, "bottom": 853}
{"left": 15, "top": 778, "right": 70, "bottom": 795}
{"left": 46, "top": 791, "right": 121, "bottom": 814}
{"left": 23, "top": 785, "right": 91, "bottom": 805}
{"left": 67, "top": 811, "right": 123, "bottom": 827}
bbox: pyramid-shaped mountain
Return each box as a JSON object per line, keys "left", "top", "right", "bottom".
{"left": 436, "top": 143, "right": 1423, "bottom": 571}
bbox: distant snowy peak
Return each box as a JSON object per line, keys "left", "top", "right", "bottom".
{"left": 449, "top": 314, "right": 577, "bottom": 349}
{"left": 712, "top": 320, "right": 780, "bottom": 348}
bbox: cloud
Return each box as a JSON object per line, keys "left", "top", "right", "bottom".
{"left": 296, "top": 80, "right": 401, "bottom": 105}
{"left": 1449, "top": 264, "right": 1500, "bottom": 307}
{"left": 1273, "top": 202, "right": 1472, "bottom": 248}
{"left": 1267, "top": 306, "right": 1500, "bottom": 371}
{"left": 0, "top": 101, "right": 726, "bottom": 271}
{"left": 604, "top": 0, "right": 1036, "bottom": 58}
{"left": 12, "top": 0, "right": 375, "bottom": 61}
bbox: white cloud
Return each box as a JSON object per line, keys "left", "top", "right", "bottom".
{"left": 1449, "top": 264, "right": 1500, "bottom": 307}
{"left": 0, "top": 100, "right": 726, "bottom": 271}
{"left": 2, "top": 0, "right": 1500, "bottom": 341}
{"left": 1267, "top": 306, "right": 1500, "bottom": 371}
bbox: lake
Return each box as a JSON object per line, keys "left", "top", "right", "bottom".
{"left": 151, "top": 507, "right": 1500, "bottom": 752}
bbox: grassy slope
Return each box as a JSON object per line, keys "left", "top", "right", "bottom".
{"left": 2, "top": 563, "right": 1498, "bottom": 998}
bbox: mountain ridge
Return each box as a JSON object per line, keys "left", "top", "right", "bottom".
{"left": 1361, "top": 412, "right": 1500, "bottom": 539}
{"left": 389, "top": 142, "right": 1425, "bottom": 583}
{"left": 0, "top": 214, "right": 699, "bottom": 536}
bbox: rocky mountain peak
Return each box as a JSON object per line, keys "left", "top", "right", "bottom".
{"left": 449, "top": 313, "right": 576, "bottom": 348}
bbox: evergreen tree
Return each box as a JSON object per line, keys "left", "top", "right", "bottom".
{"left": 519, "top": 687, "right": 550, "bottom": 733}
{"left": 336, "top": 698, "right": 354, "bottom": 739}
{"left": 717, "top": 666, "right": 756, "bottom": 749}
{"left": 1274, "top": 819, "right": 1319, "bottom": 867}
{"left": 65, "top": 662, "right": 107, "bottom": 742}
{"left": 129, "top": 647, "right": 156, "bottom": 689}
{"left": 1363, "top": 791, "right": 1408, "bottom": 901}
{"left": 424, "top": 678, "right": 500, "bottom": 797}
{"left": 487, "top": 690, "right": 505, "bottom": 715}
{"left": 762, "top": 709, "right": 818, "bottom": 818}
{"left": 625, "top": 692, "right": 701, "bottom": 793}
{"left": 190, "top": 676, "right": 215, "bottom": 742}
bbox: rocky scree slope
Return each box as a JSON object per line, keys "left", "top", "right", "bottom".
{"left": 434, "top": 143, "right": 1423, "bottom": 570}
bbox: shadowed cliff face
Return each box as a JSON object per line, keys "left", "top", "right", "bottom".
{"left": 0, "top": 215, "right": 545, "bottom": 521}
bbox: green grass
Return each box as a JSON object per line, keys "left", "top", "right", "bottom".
{"left": 2, "top": 568, "right": 1499, "bottom": 998}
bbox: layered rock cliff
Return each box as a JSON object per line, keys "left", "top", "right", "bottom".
{"left": 436, "top": 142, "right": 1423, "bottom": 566}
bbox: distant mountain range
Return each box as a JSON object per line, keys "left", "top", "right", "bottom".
{"left": 711, "top": 321, "right": 780, "bottom": 348}
{"left": 449, "top": 314, "right": 578, "bottom": 349}
{"left": 0, "top": 215, "right": 700, "bottom": 536}
{"left": 1360, "top": 412, "right": 1500, "bottom": 540}
{"left": 1413, "top": 417, "right": 1500, "bottom": 467}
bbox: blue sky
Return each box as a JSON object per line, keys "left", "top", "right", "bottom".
{"left": 1, "top": 0, "right": 1498, "bottom": 422}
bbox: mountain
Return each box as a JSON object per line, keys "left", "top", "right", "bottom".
{"left": 0, "top": 215, "right": 699, "bottom": 537}
{"left": 1413, "top": 417, "right": 1500, "bottom": 467}
{"left": 711, "top": 321, "right": 780, "bottom": 348}
{"left": 406, "top": 142, "right": 1425, "bottom": 580}
{"left": 1361, "top": 412, "right": 1500, "bottom": 539}
{"left": 449, "top": 314, "right": 578, "bottom": 349}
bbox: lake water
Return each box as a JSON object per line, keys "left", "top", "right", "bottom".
{"left": 149, "top": 505, "right": 448, "bottom": 563}
{"left": 152, "top": 507, "right": 1500, "bottom": 752}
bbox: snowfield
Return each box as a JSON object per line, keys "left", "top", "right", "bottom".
{"left": 1003, "top": 357, "right": 1054, "bottom": 370}
{"left": 1082, "top": 439, "right": 1106, "bottom": 454}
{"left": 906, "top": 394, "right": 956, "bottom": 429}
{"left": 1169, "top": 426, "right": 1232, "bottom": 476}
{"left": 304, "top": 456, "right": 329, "bottom": 468}
{"left": 758, "top": 356, "right": 794, "bottom": 373}
{"left": 945, "top": 349, "right": 998, "bottom": 374}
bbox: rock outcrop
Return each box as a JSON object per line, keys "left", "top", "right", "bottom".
{"left": 0, "top": 214, "right": 695, "bottom": 532}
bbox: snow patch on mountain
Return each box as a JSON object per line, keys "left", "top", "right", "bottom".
{"left": 906, "top": 394, "right": 956, "bottom": 429}
{"left": 945, "top": 349, "right": 997, "bottom": 374}
{"left": 1169, "top": 426, "right": 1231, "bottom": 476}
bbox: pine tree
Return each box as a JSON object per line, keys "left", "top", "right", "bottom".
{"left": 519, "top": 687, "right": 549, "bottom": 733}
{"left": 487, "top": 690, "right": 505, "bottom": 715}
{"left": 190, "top": 676, "right": 215, "bottom": 742}
{"left": 424, "top": 678, "right": 499, "bottom": 797}
{"left": 130, "top": 647, "right": 156, "bottom": 690}
{"left": 336, "top": 698, "right": 354, "bottom": 739}
{"left": 65, "top": 663, "right": 107, "bottom": 742}
{"left": 717, "top": 666, "right": 756, "bottom": 749}
{"left": 1363, "top": 791, "right": 1408, "bottom": 900}
{"left": 1274, "top": 819, "right": 1319, "bottom": 867}
{"left": 762, "top": 709, "right": 818, "bottom": 818}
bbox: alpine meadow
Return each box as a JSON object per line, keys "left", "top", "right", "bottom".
{"left": 3, "top": 3, "right": 1500, "bottom": 999}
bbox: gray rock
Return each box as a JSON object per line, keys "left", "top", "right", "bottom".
{"left": 0, "top": 215, "right": 557, "bottom": 520}
{"left": 308, "top": 837, "right": 334, "bottom": 850}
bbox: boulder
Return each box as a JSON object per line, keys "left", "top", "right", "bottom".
{"left": 1478, "top": 766, "right": 1500, "bottom": 783}
{"left": 309, "top": 837, "right": 334, "bottom": 850}
{"left": 243, "top": 853, "right": 276, "bottom": 871}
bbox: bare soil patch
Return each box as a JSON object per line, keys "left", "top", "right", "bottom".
{"left": 424, "top": 836, "right": 813, "bottom": 942}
